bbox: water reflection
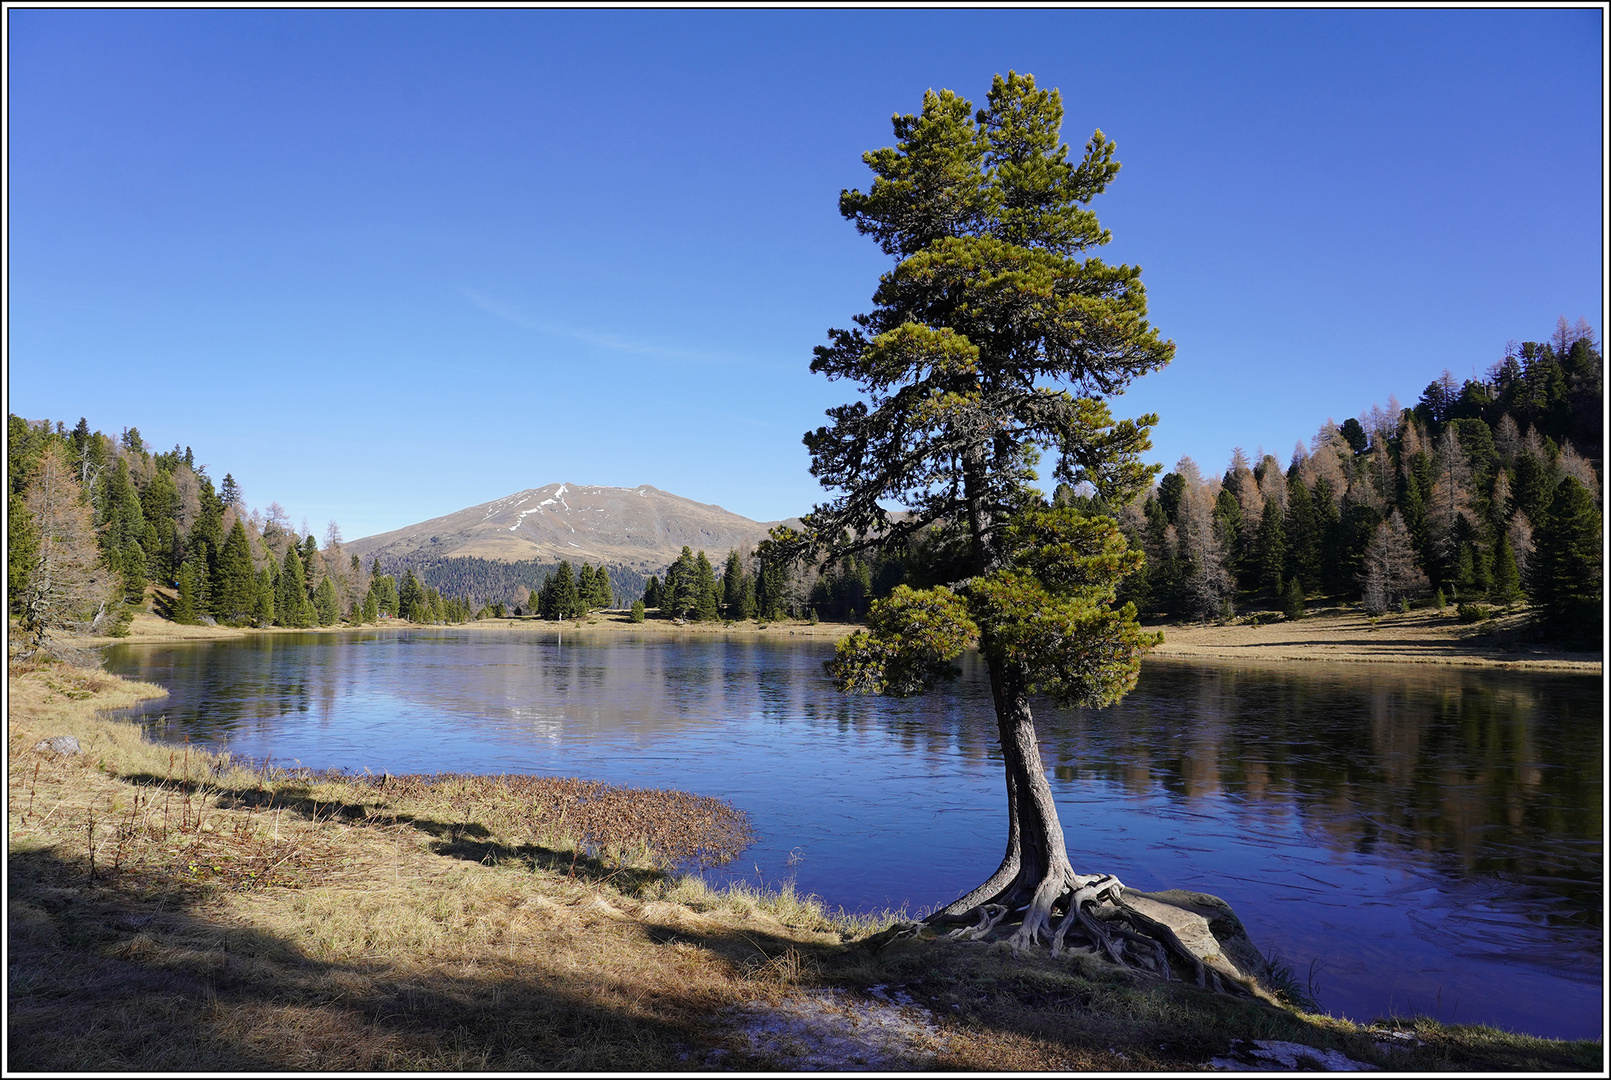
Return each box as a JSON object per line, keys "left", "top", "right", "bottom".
{"left": 102, "top": 630, "right": 1601, "bottom": 1040}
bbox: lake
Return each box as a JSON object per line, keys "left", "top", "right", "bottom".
{"left": 101, "top": 627, "right": 1603, "bottom": 1041}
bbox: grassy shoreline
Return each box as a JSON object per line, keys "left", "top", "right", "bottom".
{"left": 7, "top": 651, "right": 1600, "bottom": 1071}
{"left": 91, "top": 601, "right": 1601, "bottom": 676}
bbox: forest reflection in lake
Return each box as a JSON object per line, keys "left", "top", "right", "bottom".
{"left": 101, "top": 628, "right": 1602, "bottom": 1040}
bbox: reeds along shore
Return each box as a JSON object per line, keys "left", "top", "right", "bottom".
{"left": 6, "top": 649, "right": 1601, "bottom": 1072}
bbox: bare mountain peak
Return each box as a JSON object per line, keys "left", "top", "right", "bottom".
{"left": 347, "top": 483, "right": 789, "bottom": 573}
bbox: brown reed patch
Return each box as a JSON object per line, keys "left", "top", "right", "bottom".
{"left": 364, "top": 773, "right": 755, "bottom": 867}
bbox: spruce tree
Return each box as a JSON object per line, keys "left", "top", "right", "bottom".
{"left": 663, "top": 547, "right": 697, "bottom": 619}
{"left": 212, "top": 520, "right": 256, "bottom": 622}
{"left": 693, "top": 550, "right": 720, "bottom": 621}
{"left": 398, "top": 568, "right": 426, "bottom": 622}
{"left": 1282, "top": 576, "right": 1306, "bottom": 620}
{"left": 1530, "top": 476, "right": 1602, "bottom": 639}
{"left": 173, "top": 561, "right": 200, "bottom": 624}
{"left": 1490, "top": 530, "right": 1522, "bottom": 606}
{"left": 314, "top": 577, "right": 340, "bottom": 625}
{"left": 277, "top": 546, "right": 310, "bottom": 627}
{"left": 722, "top": 549, "right": 746, "bottom": 616}
{"left": 592, "top": 565, "right": 613, "bottom": 610}
{"left": 8, "top": 489, "right": 41, "bottom": 614}
{"left": 253, "top": 567, "right": 276, "bottom": 627}
{"left": 1283, "top": 476, "right": 1320, "bottom": 591}
{"left": 1257, "top": 497, "right": 1286, "bottom": 598}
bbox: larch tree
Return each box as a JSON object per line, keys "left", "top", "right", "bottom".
{"left": 17, "top": 443, "right": 118, "bottom": 655}
{"left": 1359, "top": 511, "right": 1429, "bottom": 614}
{"left": 795, "top": 72, "right": 1192, "bottom": 968}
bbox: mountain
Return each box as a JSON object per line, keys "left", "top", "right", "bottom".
{"left": 346, "top": 483, "right": 789, "bottom": 575}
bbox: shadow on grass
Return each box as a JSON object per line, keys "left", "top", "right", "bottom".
{"left": 6, "top": 843, "right": 740, "bottom": 1071}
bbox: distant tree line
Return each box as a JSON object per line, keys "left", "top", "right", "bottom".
{"left": 1101, "top": 318, "right": 1601, "bottom": 642}
{"left": 7, "top": 415, "right": 487, "bottom": 641}
{"left": 618, "top": 319, "right": 1600, "bottom": 645}
{"left": 367, "top": 555, "right": 649, "bottom": 615}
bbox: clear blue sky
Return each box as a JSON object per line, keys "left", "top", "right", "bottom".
{"left": 8, "top": 8, "right": 1604, "bottom": 540}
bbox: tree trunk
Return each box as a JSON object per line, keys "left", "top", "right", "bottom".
{"left": 927, "top": 649, "right": 1080, "bottom": 944}
{"left": 923, "top": 646, "right": 1221, "bottom": 984}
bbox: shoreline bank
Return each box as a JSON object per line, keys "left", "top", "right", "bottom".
{"left": 1148, "top": 605, "right": 1600, "bottom": 674}
{"left": 83, "top": 605, "right": 1601, "bottom": 674}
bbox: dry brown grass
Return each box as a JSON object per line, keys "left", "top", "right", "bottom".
{"left": 8, "top": 649, "right": 1600, "bottom": 1072}
{"left": 6, "top": 653, "right": 861, "bottom": 1071}
{"left": 1152, "top": 603, "right": 1600, "bottom": 671}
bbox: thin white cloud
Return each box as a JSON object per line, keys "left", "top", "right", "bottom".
{"left": 457, "top": 286, "right": 780, "bottom": 369}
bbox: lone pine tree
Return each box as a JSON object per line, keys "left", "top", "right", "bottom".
{"left": 796, "top": 72, "right": 1191, "bottom": 969}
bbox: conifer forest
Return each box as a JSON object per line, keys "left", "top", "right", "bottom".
{"left": 7, "top": 317, "right": 1601, "bottom": 646}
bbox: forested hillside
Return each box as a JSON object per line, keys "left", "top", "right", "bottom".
{"left": 370, "top": 555, "right": 650, "bottom": 613}
{"left": 674, "top": 320, "right": 1602, "bottom": 641}
{"left": 7, "top": 417, "right": 488, "bottom": 640}
{"left": 12, "top": 320, "right": 1599, "bottom": 643}
{"left": 1111, "top": 318, "right": 1602, "bottom": 640}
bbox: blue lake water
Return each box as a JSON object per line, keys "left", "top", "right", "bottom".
{"left": 101, "top": 626, "right": 1603, "bottom": 1041}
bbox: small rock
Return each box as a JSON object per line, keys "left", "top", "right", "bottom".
{"left": 33, "top": 736, "right": 81, "bottom": 756}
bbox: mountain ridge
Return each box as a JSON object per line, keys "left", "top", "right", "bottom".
{"left": 346, "top": 483, "right": 793, "bottom": 574}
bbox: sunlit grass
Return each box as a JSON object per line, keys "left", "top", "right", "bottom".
{"left": 8, "top": 647, "right": 1600, "bottom": 1073}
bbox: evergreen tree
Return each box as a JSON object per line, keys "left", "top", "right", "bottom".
{"left": 693, "top": 550, "right": 720, "bottom": 621}
{"left": 592, "top": 565, "right": 613, "bottom": 610}
{"left": 398, "top": 568, "right": 426, "bottom": 621}
{"left": 736, "top": 572, "right": 757, "bottom": 621}
{"left": 630, "top": 599, "right": 646, "bottom": 623}
{"left": 1490, "top": 529, "right": 1522, "bottom": 606}
{"left": 173, "top": 560, "right": 201, "bottom": 624}
{"left": 277, "top": 546, "right": 310, "bottom": 627}
{"left": 1257, "top": 496, "right": 1286, "bottom": 598}
{"left": 722, "top": 549, "right": 746, "bottom": 617}
{"left": 802, "top": 72, "right": 1175, "bottom": 956}
{"left": 663, "top": 547, "right": 698, "bottom": 619}
{"left": 578, "top": 563, "right": 597, "bottom": 609}
{"left": 1530, "top": 476, "right": 1602, "bottom": 639}
{"left": 212, "top": 519, "right": 256, "bottom": 622}
{"left": 371, "top": 572, "right": 399, "bottom": 618}
{"left": 101, "top": 457, "right": 148, "bottom": 604}
{"left": 1281, "top": 576, "right": 1306, "bottom": 620}
{"left": 644, "top": 575, "right": 661, "bottom": 609}
{"left": 1283, "top": 475, "right": 1319, "bottom": 591}
{"left": 314, "top": 577, "right": 340, "bottom": 625}
{"left": 8, "top": 488, "right": 41, "bottom": 614}
{"left": 1311, "top": 476, "right": 1344, "bottom": 595}
{"left": 253, "top": 567, "right": 276, "bottom": 627}
{"left": 140, "top": 469, "right": 180, "bottom": 582}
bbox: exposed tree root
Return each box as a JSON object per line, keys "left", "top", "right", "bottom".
{"left": 925, "top": 868, "right": 1248, "bottom": 996}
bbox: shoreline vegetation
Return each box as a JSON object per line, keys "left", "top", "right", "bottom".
{"left": 90, "top": 599, "right": 1601, "bottom": 674}
{"left": 8, "top": 638, "right": 1601, "bottom": 1070}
